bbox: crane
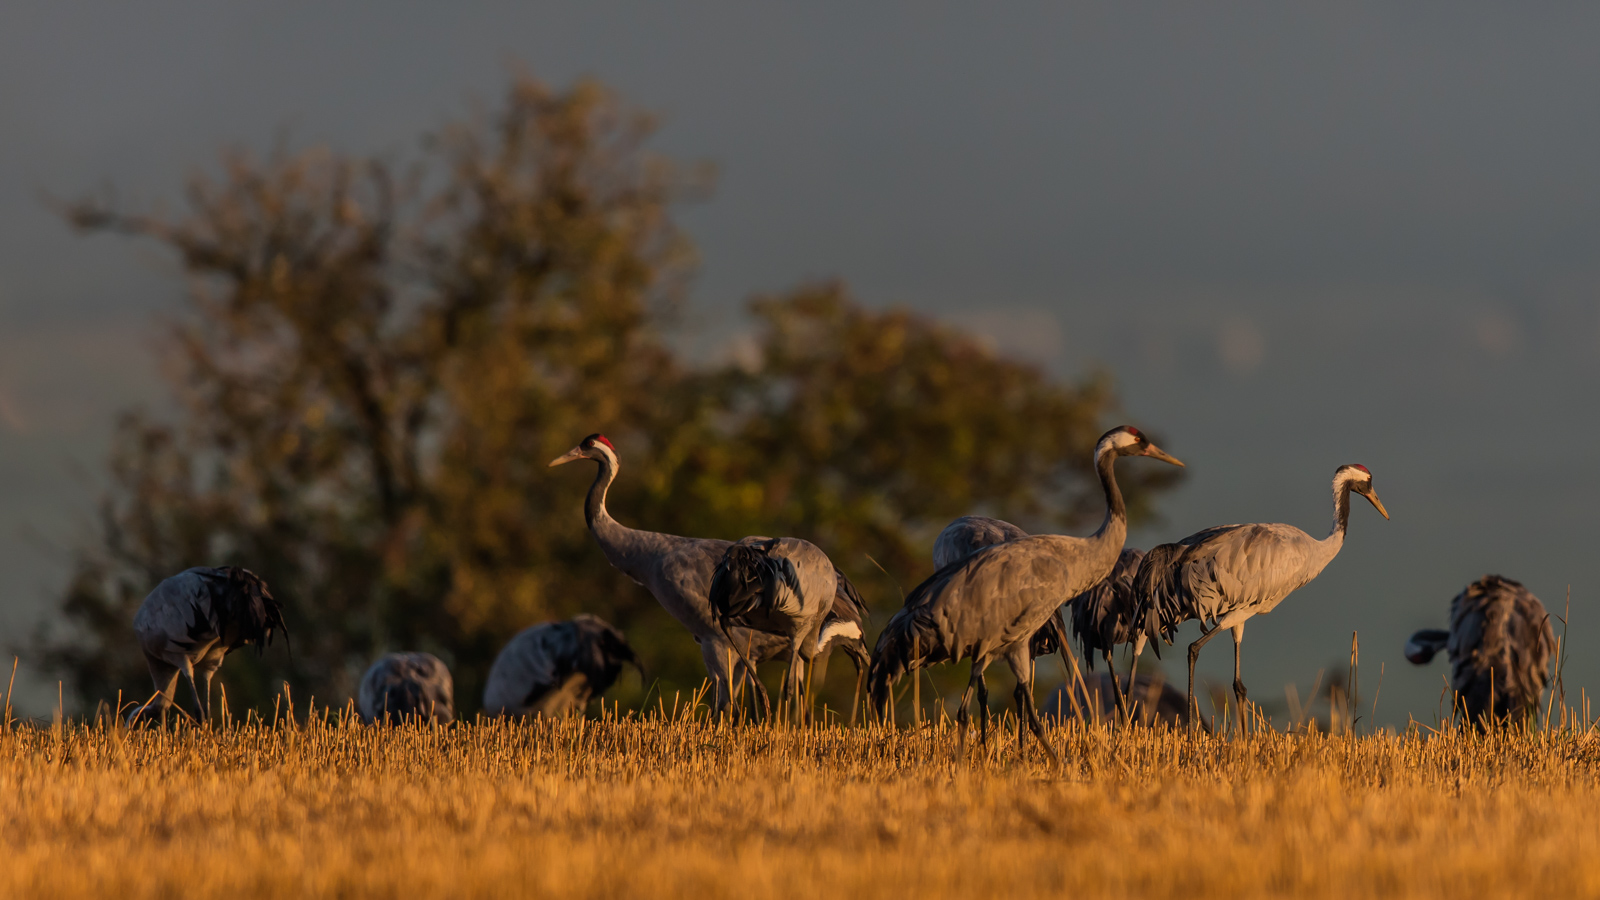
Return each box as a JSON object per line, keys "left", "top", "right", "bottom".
{"left": 127, "top": 566, "right": 287, "bottom": 724}
{"left": 483, "top": 614, "right": 641, "bottom": 717}
{"left": 867, "top": 426, "right": 1183, "bottom": 762}
{"left": 1405, "top": 575, "right": 1554, "bottom": 725}
{"left": 709, "top": 536, "right": 868, "bottom": 721}
{"left": 550, "top": 432, "right": 866, "bottom": 715}
{"left": 358, "top": 652, "right": 454, "bottom": 723}
{"left": 1133, "top": 463, "right": 1389, "bottom": 719}
{"left": 932, "top": 517, "right": 1140, "bottom": 714}
{"left": 724, "top": 577, "right": 871, "bottom": 722}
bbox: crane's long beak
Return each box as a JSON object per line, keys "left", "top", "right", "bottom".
{"left": 1364, "top": 489, "right": 1390, "bottom": 520}
{"left": 548, "top": 446, "right": 586, "bottom": 467}
{"left": 1142, "top": 443, "right": 1185, "bottom": 467}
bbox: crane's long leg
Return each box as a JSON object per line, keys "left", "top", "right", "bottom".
{"left": 135, "top": 655, "right": 180, "bottom": 724}
{"left": 197, "top": 668, "right": 215, "bottom": 726}
{"left": 955, "top": 675, "right": 976, "bottom": 759}
{"left": 1187, "top": 624, "right": 1224, "bottom": 724}
{"left": 1106, "top": 650, "right": 1130, "bottom": 721}
{"left": 700, "top": 637, "right": 743, "bottom": 718}
{"left": 1007, "top": 648, "right": 1062, "bottom": 768}
{"left": 1123, "top": 632, "right": 1150, "bottom": 722}
{"left": 846, "top": 642, "right": 869, "bottom": 727}
{"left": 782, "top": 646, "right": 806, "bottom": 725}
{"left": 974, "top": 664, "right": 992, "bottom": 747}
{"left": 1230, "top": 624, "right": 1248, "bottom": 724}
{"left": 178, "top": 656, "right": 208, "bottom": 723}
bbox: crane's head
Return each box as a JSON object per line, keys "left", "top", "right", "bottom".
{"left": 1337, "top": 464, "right": 1389, "bottom": 519}
{"left": 549, "top": 433, "right": 618, "bottom": 468}
{"left": 1096, "top": 425, "right": 1185, "bottom": 467}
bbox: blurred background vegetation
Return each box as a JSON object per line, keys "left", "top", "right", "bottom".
{"left": 30, "top": 75, "right": 1180, "bottom": 716}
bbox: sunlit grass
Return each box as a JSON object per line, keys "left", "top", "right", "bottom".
{"left": 4, "top": 687, "right": 1600, "bottom": 900}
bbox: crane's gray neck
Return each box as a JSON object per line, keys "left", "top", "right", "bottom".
{"left": 584, "top": 454, "right": 634, "bottom": 551}
{"left": 1092, "top": 446, "right": 1128, "bottom": 537}
{"left": 1326, "top": 478, "right": 1352, "bottom": 546}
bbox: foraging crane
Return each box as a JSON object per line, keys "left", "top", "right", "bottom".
{"left": 127, "top": 566, "right": 287, "bottom": 724}
{"left": 721, "top": 568, "right": 872, "bottom": 720}
{"left": 1041, "top": 671, "right": 1198, "bottom": 729}
{"left": 709, "top": 536, "right": 868, "bottom": 720}
{"left": 550, "top": 433, "right": 868, "bottom": 714}
{"left": 1133, "top": 464, "right": 1389, "bottom": 718}
{"left": 483, "top": 614, "right": 641, "bottom": 717}
{"left": 358, "top": 652, "right": 455, "bottom": 723}
{"left": 867, "top": 426, "right": 1183, "bottom": 762}
{"left": 1405, "top": 575, "right": 1554, "bottom": 724}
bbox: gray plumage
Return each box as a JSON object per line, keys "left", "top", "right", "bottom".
{"left": 1041, "top": 671, "right": 1199, "bottom": 730}
{"left": 939, "top": 516, "right": 1149, "bottom": 714}
{"left": 550, "top": 433, "right": 868, "bottom": 714}
{"left": 1132, "top": 463, "right": 1389, "bottom": 716}
{"left": 931, "top": 516, "right": 1028, "bottom": 570}
{"left": 1405, "top": 575, "right": 1554, "bottom": 724}
{"left": 868, "top": 426, "right": 1184, "bottom": 762}
{"left": 358, "top": 652, "right": 454, "bottom": 724}
{"left": 710, "top": 536, "right": 865, "bottom": 718}
{"left": 483, "top": 614, "right": 640, "bottom": 717}
{"left": 931, "top": 515, "right": 1062, "bottom": 657}
{"left": 128, "top": 566, "right": 287, "bottom": 723}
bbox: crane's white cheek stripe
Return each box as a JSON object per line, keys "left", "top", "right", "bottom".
{"left": 815, "top": 621, "right": 863, "bottom": 654}
{"left": 594, "top": 442, "right": 619, "bottom": 468}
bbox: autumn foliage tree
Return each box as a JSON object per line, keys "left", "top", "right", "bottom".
{"left": 37, "top": 75, "right": 1178, "bottom": 715}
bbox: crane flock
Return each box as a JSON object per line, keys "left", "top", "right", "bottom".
{"left": 120, "top": 424, "right": 1561, "bottom": 743}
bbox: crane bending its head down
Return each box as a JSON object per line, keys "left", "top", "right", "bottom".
{"left": 128, "top": 566, "right": 288, "bottom": 724}
{"left": 483, "top": 614, "right": 642, "bottom": 718}
{"left": 1405, "top": 575, "right": 1554, "bottom": 725}
{"left": 358, "top": 652, "right": 455, "bottom": 724}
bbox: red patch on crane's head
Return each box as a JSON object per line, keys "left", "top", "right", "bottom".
{"left": 1353, "top": 464, "right": 1369, "bottom": 475}
{"left": 1124, "top": 426, "right": 1142, "bottom": 438}
{"left": 584, "top": 433, "right": 615, "bottom": 452}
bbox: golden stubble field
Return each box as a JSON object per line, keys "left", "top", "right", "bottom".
{"left": 6, "top": 698, "right": 1600, "bottom": 900}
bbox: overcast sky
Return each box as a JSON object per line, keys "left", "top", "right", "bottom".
{"left": 4, "top": 3, "right": 1600, "bottom": 721}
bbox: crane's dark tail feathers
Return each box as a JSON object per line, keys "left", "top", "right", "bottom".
{"left": 1404, "top": 628, "right": 1450, "bottom": 665}
{"left": 217, "top": 567, "right": 288, "bottom": 655}
{"left": 709, "top": 541, "right": 801, "bottom": 621}
{"left": 833, "top": 567, "right": 870, "bottom": 623}
{"left": 1130, "top": 543, "right": 1190, "bottom": 659}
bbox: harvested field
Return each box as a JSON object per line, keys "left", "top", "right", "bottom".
{"left": 4, "top": 697, "right": 1599, "bottom": 899}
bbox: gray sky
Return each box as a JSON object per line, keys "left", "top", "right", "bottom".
{"left": 3, "top": 3, "right": 1599, "bottom": 721}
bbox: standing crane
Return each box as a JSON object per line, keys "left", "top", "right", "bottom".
{"left": 483, "top": 614, "right": 641, "bottom": 717}
{"left": 932, "top": 517, "right": 1140, "bottom": 712}
{"left": 550, "top": 434, "right": 867, "bottom": 713}
{"left": 1405, "top": 575, "right": 1554, "bottom": 725}
{"left": 127, "top": 566, "right": 287, "bottom": 724}
{"left": 358, "top": 652, "right": 455, "bottom": 723}
{"left": 867, "top": 426, "right": 1183, "bottom": 762}
{"left": 1133, "top": 464, "right": 1389, "bottom": 718}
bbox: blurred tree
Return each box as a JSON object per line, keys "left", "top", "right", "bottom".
{"left": 33, "top": 75, "right": 1179, "bottom": 717}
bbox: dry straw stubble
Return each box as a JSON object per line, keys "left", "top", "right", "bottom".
{"left": 5, "top": 700, "right": 1600, "bottom": 899}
